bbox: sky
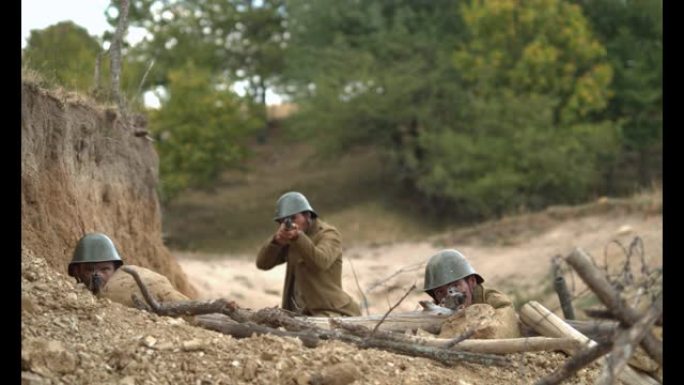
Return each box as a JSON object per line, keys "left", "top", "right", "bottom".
{"left": 21, "top": 0, "right": 283, "bottom": 105}
{"left": 21, "top": 0, "right": 148, "bottom": 48}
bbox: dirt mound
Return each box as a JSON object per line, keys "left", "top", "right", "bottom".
{"left": 21, "top": 82, "right": 196, "bottom": 298}
{"left": 22, "top": 247, "right": 607, "bottom": 384}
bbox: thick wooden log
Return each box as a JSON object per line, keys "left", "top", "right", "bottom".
{"left": 330, "top": 318, "right": 577, "bottom": 354}
{"left": 520, "top": 301, "right": 595, "bottom": 354}
{"left": 297, "top": 301, "right": 456, "bottom": 334}
{"left": 455, "top": 337, "right": 580, "bottom": 354}
{"left": 566, "top": 248, "right": 662, "bottom": 365}
{"left": 194, "top": 313, "right": 320, "bottom": 348}
{"left": 521, "top": 301, "right": 659, "bottom": 385}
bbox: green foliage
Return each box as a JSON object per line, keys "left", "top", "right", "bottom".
{"left": 117, "top": 0, "right": 286, "bottom": 111}
{"left": 22, "top": 20, "right": 150, "bottom": 109}
{"left": 283, "top": 0, "right": 620, "bottom": 218}
{"left": 453, "top": 0, "right": 614, "bottom": 125}
{"left": 283, "top": 0, "right": 466, "bottom": 154}
{"left": 22, "top": 21, "right": 103, "bottom": 91}
{"left": 411, "top": 94, "right": 620, "bottom": 218}
{"left": 579, "top": 0, "right": 662, "bottom": 187}
{"left": 404, "top": 0, "right": 621, "bottom": 217}
{"left": 149, "top": 62, "right": 261, "bottom": 202}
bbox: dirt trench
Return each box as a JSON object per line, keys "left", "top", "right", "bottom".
{"left": 21, "top": 82, "right": 196, "bottom": 298}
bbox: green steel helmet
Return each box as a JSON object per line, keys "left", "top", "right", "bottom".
{"left": 68, "top": 233, "right": 124, "bottom": 277}
{"left": 273, "top": 191, "right": 318, "bottom": 221}
{"left": 423, "top": 249, "right": 484, "bottom": 295}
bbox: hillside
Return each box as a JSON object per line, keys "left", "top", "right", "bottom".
{"left": 21, "top": 82, "right": 662, "bottom": 384}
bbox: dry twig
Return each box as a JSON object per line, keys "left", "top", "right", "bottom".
{"left": 369, "top": 283, "right": 416, "bottom": 338}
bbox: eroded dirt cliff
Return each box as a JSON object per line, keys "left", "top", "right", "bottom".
{"left": 21, "top": 82, "right": 196, "bottom": 298}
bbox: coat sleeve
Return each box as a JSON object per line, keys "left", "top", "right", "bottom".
{"left": 289, "top": 227, "right": 342, "bottom": 270}
{"left": 256, "top": 237, "right": 287, "bottom": 270}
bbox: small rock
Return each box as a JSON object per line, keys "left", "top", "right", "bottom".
{"left": 21, "top": 371, "right": 49, "bottom": 385}
{"left": 120, "top": 376, "right": 136, "bottom": 385}
{"left": 310, "top": 362, "right": 361, "bottom": 385}
{"left": 141, "top": 336, "right": 157, "bottom": 348}
{"left": 155, "top": 342, "right": 174, "bottom": 351}
{"left": 27, "top": 339, "right": 79, "bottom": 374}
{"left": 242, "top": 360, "right": 258, "bottom": 381}
{"left": 182, "top": 339, "right": 204, "bottom": 352}
{"left": 24, "top": 271, "right": 38, "bottom": 282}
{"left": 22, "top": 294, "right": 39, "bottom": 314}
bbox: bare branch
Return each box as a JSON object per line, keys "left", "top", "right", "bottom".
{"left": 346, "top": 257, "right": 369, "bottom": 316}
{"left": 369, "top": 283, "right": 416, "bottom": 338}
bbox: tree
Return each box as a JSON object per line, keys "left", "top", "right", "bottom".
{"left": 408, "top": 0, "right": 620, "bottom": 216}
{"left": 452, "top": 0, "right": 614, "bottom": 125}
{"left": 282, "top": 0, "right": 620, "bottom": 219}
{"left": 148, "top": 61, "right": 260, "bottom": 202}
{"left": 110, "top": 0, "right": 287, "bottom": 114}
{"left": 22, "top": 21, "right": 103, "bottom": 91}
{"left": 579, "top": 0, "right": 662, "bottom": 189}
{"left": 282, "top": 0, "right": 467, "bottom": 154}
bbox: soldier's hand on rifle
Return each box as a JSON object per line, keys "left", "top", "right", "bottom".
{"left": 274, "top": 217, "right": 299, "bottom": 245}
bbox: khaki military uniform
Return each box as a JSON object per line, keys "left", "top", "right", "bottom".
{"left": 256, "top": 219, "right": 361, "bottom": 317}
{"left": 440, "top": 283, "right": 522, "bottom": 339}
{"left": 100, "top": 265, "right": 189, "bottom": 308}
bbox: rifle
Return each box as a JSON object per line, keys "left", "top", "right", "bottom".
{"left": 90, "top": 273, "right": 103, "bottom": 295}
{"left": 283, "top": 217, "right": 294, "bottom": 230}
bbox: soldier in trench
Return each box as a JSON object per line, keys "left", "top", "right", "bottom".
{"left": 68, "top": 232, "right": 190, "bottom": 307}
{"left": 423, "top": 249, "right": 522, "bottom": 339}
{"left": 256, "top": 191, "right": 362, "bottom": 317}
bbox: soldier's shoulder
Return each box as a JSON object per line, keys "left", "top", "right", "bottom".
{"left": 316, "top": 219, "right": 340, "bottom": 233}
{"left": 482, "top": 285, "right": 513, "bottom": 309}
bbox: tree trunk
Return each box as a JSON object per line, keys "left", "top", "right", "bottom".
{"left": 110, "top": 0, "right": 130, "bottom": 118}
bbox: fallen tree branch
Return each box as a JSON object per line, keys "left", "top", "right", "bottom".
{"left": 521, "top": 301, "right": 659, "bottom": 385}
{"left": 565, "top": 248, "right": 662, "bottom": 365}
{"left": 125, "top": 268, "right": 507, "bottom": 367}
{"left": 597, "top": 293, "right": 663, "bottom": 385}
{"left": 194, "top": 313, "right": 321, "bottom": 348}
{"left": 120, "top": 266, "right": 248, "bottom": 322}
{"left": 565, "top": 319, "right": 619, "bottom": 342}
{"left": 195, "top": 313, "right": 510, "bottom": 367}
{"left": 330, "top": 318, "right": 577, "bottom": 354}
